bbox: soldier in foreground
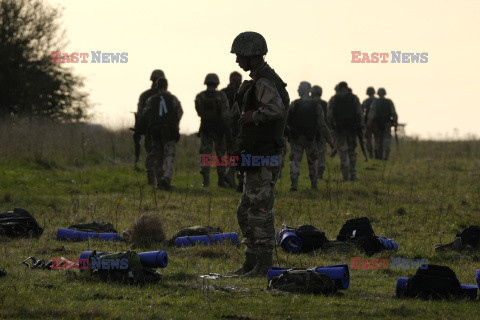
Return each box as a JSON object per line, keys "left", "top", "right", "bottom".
{"left": 288, "top": 82, "right": 333, "bottom": 190}
{"left": 328, "top": 82, "right": 364, "bottom": 181}
{"left": 362, "top": 87, "right": 376, "bottom": 158}
{"left": 142, "top": 78, "right": 183, "bottom": 190}
{"left": 221, "top": 71, "right": 244, "bottom": 191}
{"left": 195, "top": 73, "right": 230, "bottom": 188}
{"left": 311, "top": 85, "right": 330, "bottom": 180}
{"left": 367, "top": 88, "right": 398, "bottom": 160}
{"left": 228, "top": 31, "right": 289, "bottom": 277}
{"left": 135, "top": 69, "right": 165, "bottom": 185}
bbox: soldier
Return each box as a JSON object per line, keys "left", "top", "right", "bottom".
{"left": 135, "top": 69, "right": 165, "bottom": 185}
{"left": 362, "top": 87, "right": 376, "bottom": 158}
{"left": 195, "top": 73, "right": 230, "bottom": 188}
{"left": 142, "top": 78, "right": 183, "bottom": 190}
{"left": 221, "top": 71, "right": 244, "bottom": 191}
{"left": 367, "top": 88, "right": 398, "bottom": 160}
{"left": 227, "top": 31, "right": 289, "bottom": 277}
{"left": 287, "top": 82, "right": 333, "bottom": 191}
{"left": 328, "top": 82, "right": 364, "bottom": 181}
{"left": 311, "top": 85, "right": 330, "bottom": 180}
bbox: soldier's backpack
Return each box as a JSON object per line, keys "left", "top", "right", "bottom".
{"left": 373, "top": 98, "right": 393, "bottom": 127}
{"left": 336, "top": 217, "right": 384, "bottom": 256}
{"left": 167, "top": 225, "right": 223, "bottom": 246}
{"left": 405, "top": 264, "right": 463, "bottom": 299}
{"left": 456, "top": 226, "right": 480, "bottom": 249}
{"left": 84, "top": 250, "right": 161, "bottom": 284}
{"left": 295, "top": 225, "right": 328, "bottom": 253}
{"left": 331, "top": 93, "right": 358, "bottom": 131}
{"left": 268, "top": 269, "right": 337, "bottom": 294}
{"left": 198, "top": 91, "right": 222, "bottom": 122}
{"left": 0, "top": 208, "right": 43, "bottom": 238}
{"left": 289, "top": 99, "right": 317, "bottom": 140}
{"left": 68, "top": 221, "right": 117, "bottom": 234}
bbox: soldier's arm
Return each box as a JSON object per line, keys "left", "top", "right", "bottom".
{"left": 390, "top": 100, "right": 398, "bottom": 125}
{"left": 194, "top": 93, "right": 202, "bottom": 117}
{"left": 173, "top": 96, "right": 183, "bottom": 124}
{"left": 137, "top": 92, "right": 146, "bottom": 114}
{"left": 251, "top": 78, "right": 285, "bottom": 125}
{"left": 316, "top": 102, "right": 333, "bottom": 143}
{"left": 142, "top": 96, "right": 153, "bottom": 116}
{"left": 355, "top": 96, "right": 364, "bottom": 128}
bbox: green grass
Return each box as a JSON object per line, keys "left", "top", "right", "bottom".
{"left": 1, "top": 121, "right": 480, "bottom": 319}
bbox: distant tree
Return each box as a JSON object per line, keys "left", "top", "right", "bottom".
{"left": 0, "top": 0, "right": 89, "bottom": 121}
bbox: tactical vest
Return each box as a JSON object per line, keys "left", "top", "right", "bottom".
{"left": 237, "top": 66, "right": 289, "bottom": 156}
{"left": 198, "top": 90, "right": 222, "bottom": 122}
{"left": 332, "top": 93, "right": 357, "bottom": 132}
{"left": 373, "top": 98, "right": 392, "bottom": 125}
{"left": 147, "top": 92, "right": 177, "bottom": 141}
{"left": 290, "top": 99, "right": 317, "bottom": 139}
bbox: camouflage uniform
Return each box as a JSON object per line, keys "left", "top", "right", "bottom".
{"left": 328, "top": 85, "right": 363, "bottom": 181}
{"left": 142, "top": 89, "right": 183, "bottom": 190}
{"left": 362, "top": 89, "right": 376, "bottom": 158}
{"left": 313, "top": 95, "right": 330, "bottom": 180}
{"left": 195, "top": 87, "right": 230, "bottom": 187}
{"left": 367, "top": 90, "right": 397, "bottom": 160}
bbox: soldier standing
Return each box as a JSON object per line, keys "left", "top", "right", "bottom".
{"left": 311, "top": 85, "right": 330, "bottom": 181}
{"left": 227, "top": 31, "right": 289, "bottom": 277}
{"left": 367, "top": 88, "right": 398, "bottom": 160}
{"left": 136, "top": 69, "right": 165, "bottom": 185}
{"left": 142, "top": 78, "right": 183, "bottom": 190}
{"left": 362, "top": 87, "right": 376, "bottom": 158}
{"left": 221, "top": 71, "right": 244, "bottom": 191}
{"left": 195, "top": 73, "right": 230, "bottom": 188}
{"left": 328, "top": 82, "right": 364, "bottom": 181}
{"left": 288, "top": 82, "right": 333, "bottom": 190}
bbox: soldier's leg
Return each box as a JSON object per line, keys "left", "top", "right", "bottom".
{"left": 373, "top": 126, "right": 382, "bottom": 159}
{"left": 347, "top": 132, "right": 358, "bottom": 180}
{"left": 149, "top": 139, "right": 164, "bottom": 189}
{"left": 317, "top": 137, "right": 327, "bottom": 180}
{"left": 213, "top": 133, "right": 228, "bottom": 187}
{"left": 336, "top": 133, "right": 350, "bottom": 181}
{"left": 289, "top": 140, "right": 303, "bottom": 191}
{"left": 305, "top": 140, "right": 318, "bottom": 189}
{"left": 144, "top": 135, "right": 155, "bottom": 185}
{"left": 199, "top": 133, "right": 213, "bottom": 187}
{"left": 365, "top": 128, "right": 373, "bottom": 158}
{"left": 383, "top": 127, "right": 392, "bottom": 160}
{"left": 159, "top": 140, "right": 176, "bottom": 190}
{"left": 243, "top": 166, "right": 278, "bottom": 277}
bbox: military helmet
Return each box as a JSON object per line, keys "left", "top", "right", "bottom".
{"left": 150, "top": 69, "right": 165, "bottom": 81}
{"left": 311, "top": 85, "right": 323, "bottom": 96}
{"left": 231, "top": 31, "right": 268, "bottom": 57}
{"left": 298, "top": 81, "right": 312, "bottom": 93}
{"left": 366, "top": 87, "right": 375, "bottom": 95}
{"left": 204, "top": 73, "right": 220, "bottom": 85}
{"left": 378, "top": 88, "right": 387, "bottom": 96}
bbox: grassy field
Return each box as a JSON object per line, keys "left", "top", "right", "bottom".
{"left": 1, "top": 121, "right": 480, "bottom": 319}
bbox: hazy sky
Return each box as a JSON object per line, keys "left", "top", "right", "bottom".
{"left": 48, "top": 0, "right": 480, "bottom": 139}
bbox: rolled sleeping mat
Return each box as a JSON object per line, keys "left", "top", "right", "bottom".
{"left": 395, "top": 277, "right": 478, "bottom": 300}
{"left": 57, "top": 228, "right": 121, "bottom": 241}
{"left": 267, "top": 264, "right": 350, "bottom": 290}
{"left": 79, "top": 250, "right": 169, "bottom": 268}
{"left": 174, "top": 232, "right": 239, "bottom": 247}
{"left": 377, "top": 237, "right": 398, "bottom": 251}
{"left": 277, "top": 229, "right": 303, "bottom": 253}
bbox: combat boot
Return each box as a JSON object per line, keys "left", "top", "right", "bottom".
{"left": 310, "top": 179, "right": 318, "bottom": 190}
{"left": 147, "top": 172, "right": 155, "bottom": 186}
{"left": 243, "top": 252, "right": 273, "bottom": 278}
{"left": 217, "top": 172, "right": 229, "bottom": 188}
{"left": 201, "top": 171, "right": 210, "bottom": 187}
{"left": 290, "top": 179, "right": 298, "bottom": 191}
{"left": 160, "top": 177, "right": 174, "bottom": 191}
{"left": 227, "top": 252, "right": 256, "bottom": 276}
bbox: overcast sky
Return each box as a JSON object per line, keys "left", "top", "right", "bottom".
{"left": 47, "top": 0, "right": 480, "bottom": 139}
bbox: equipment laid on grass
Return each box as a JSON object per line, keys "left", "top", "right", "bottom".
{"left": 174, "top": 232, "right": 239, "bottom": 247}
{"left": 267, "top": 264, "right": 350, "bottom": 290}
{"left": 68, "top": 221, "right": 117, "bottom": 233}
{"left": 56, "top": 228, "right": 121, "bottom": 241}
{"left": 435, "top": 226, "right": 480, "bottom": 252}
{"left": 80, "top": 250, "right": 168, "bottom": 269}
{"left": 395, "top": 264, "right": 478, "bottom": 300}
{"left": 276, "top": 225, "right": 328, "bottom": 253}
{"left": 167, "top": 225, "right": 222, "bottom": 246}
{"left": 268, "top": 269, "right": 337, "bottom": 294}
{"left": 0, "top": 208, "right": 43, "bottom": 238}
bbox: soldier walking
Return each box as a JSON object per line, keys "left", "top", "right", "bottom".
{"left": 362, "top": 87, "right": 376, "bottom": 158}
{"left": 311, "top": 85, "right": 331, "bottom": 180}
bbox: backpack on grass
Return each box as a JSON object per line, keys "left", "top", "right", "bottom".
{"left": 0, "top": 208, "right": 43, "bottom": 238}
{"left": 405, "top": 264, "right": 462, "bottom": 299}
{"left": 268, "top": 269, "right": 337, "bottom": 294}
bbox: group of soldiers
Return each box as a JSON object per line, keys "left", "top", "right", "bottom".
{"left": 132, "top": 32, "right": 399, "bottom": 277}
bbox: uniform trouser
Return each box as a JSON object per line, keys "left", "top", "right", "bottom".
{"left": 237, "top": 166, "right": 279, "bottom": 255}
{"left": 372, "top": 125, "right": 392, "bottom": 159}
{"left": 199, "top": 131, "right": 226, "bottom": 176}
{"left": 144, "top": 134, "right": 153, "bottom": 174}
{"left": 365, "top": 127, "right": 373, "bottom": 156}
{"left": 149, "top": 139, "right": 176, "bottom": 181}
{"left": 289, "top": 136, "right": 318, "bottom": 184}
{"left": 336, "top": 131, "right": 357, "bottom": 180}
{"left": 316, "top": 136, "right": 327, "bottom": 179}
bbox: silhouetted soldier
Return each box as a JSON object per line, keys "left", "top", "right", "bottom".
{"left": 142, "top": 78, "right": 183, "bottom": 190}
{"left": 221, "top": 71, "right": 244, "bottom": 191}
{"left": 362, "top": 87, "right": 376, "bottom": 158}
{"left": 311, "top": 85, "right": 330, "bottom": 180}
{"left": 367, "top": 88, "right": 398, "bottom": 160}
{"left": 195, "top": 73, "right": 230, "bottom": 187}
{"left": 328, "top": 82, "right": 364, "bottom": 181}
